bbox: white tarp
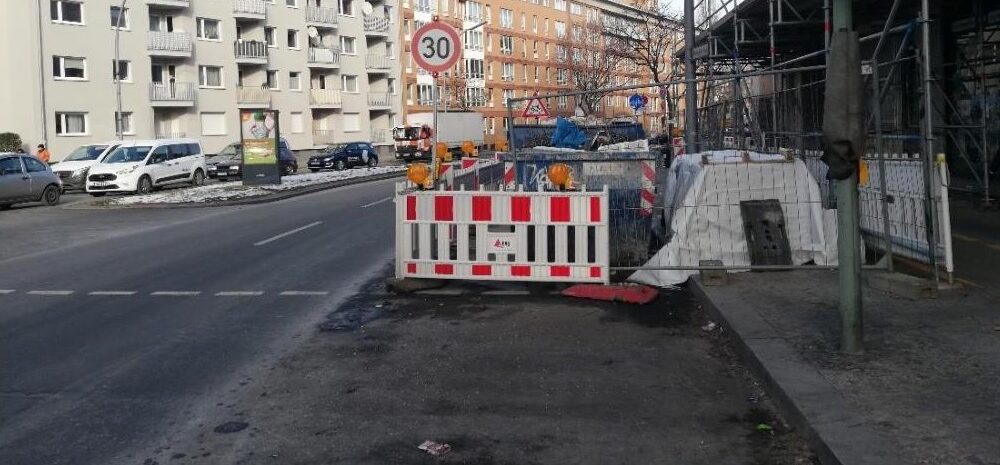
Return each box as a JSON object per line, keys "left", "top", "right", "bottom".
{"left": 631, "top": 150, "right": 838, "bottom": 287}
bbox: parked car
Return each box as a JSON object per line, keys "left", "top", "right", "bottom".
{"left": 0, "top": 153, "right": 62, "bottom": 209}
{"left": 85, "top": 138, "right": 206, "bottom": 196}
{"left": 307, "top": 142, "right": 378, "bottom": 172}
{"left": 49, "top": 142, "right": 119, "bottom": 191}
{"left": 207, "top": 138, "right": 297, "bottom": 180}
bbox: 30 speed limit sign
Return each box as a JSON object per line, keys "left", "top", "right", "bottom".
{"left": 410, "top": 19, "right": 462, "bottom": 75}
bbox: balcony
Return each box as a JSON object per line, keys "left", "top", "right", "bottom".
{"left": 307, "top": 47, "right": 340, "bottom": 68}
{"left": 149, "top": 82, "right": 196, "bottom": 107}
{"left": 309, "top": 89, "right": 343, "bottom": 108}
{"left": 146, "top": 0, "right": 189, "bottom": 8}
{"left": 233, "top": 0, "right": 266, "bottom": 20}
{"left": 147, "top": 31, "right": 192, "bottom": 57}
{"left": 313, "top": 129, "right": 336, "bottom": 145}
{"left": 365, "top": 55, "right": 391, "bottom": 73}
{"left": 363, "top": 16, "right": 390, "bottom": 36}
{"left": 234, "top": 40, "right": 268, "bottom": 65}
{"left": 306, "top": 6, "right": 338, "bottom": 27}
{"left": 237, "top": 86, "right": 271, "bottom": 108}
{"left": 367, "top": 92, "right": 391, "bottom": 110}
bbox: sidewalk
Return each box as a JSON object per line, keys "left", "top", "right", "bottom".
{"left": 693, "top": 269, "right": 1000, "bottom": 465}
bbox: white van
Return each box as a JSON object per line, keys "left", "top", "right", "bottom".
{"left": 85, "top": 138, "right": 207, "bottom": 196}
{"left": 50, "top": 142, "right": 120, "bottom": 191}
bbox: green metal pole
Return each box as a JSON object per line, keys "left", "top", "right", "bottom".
{"left": 832, "top": 0, "right": 863, "bottom": 354}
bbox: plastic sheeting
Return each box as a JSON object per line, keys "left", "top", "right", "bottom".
{"left": 630, "top": 151, "right": 838, "bottom": 287}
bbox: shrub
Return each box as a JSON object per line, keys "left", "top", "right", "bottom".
{"left": 0, "top": 132, "right": 23, "bottom": 152}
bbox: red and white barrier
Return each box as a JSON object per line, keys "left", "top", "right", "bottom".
{"left": 395, "top": 185, "right": 610, "bottom": 283}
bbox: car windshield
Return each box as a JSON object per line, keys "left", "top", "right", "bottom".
{"left": 323, "top": 144, "right": 348, "bottom": 154}
{"left": 104, "top": 146, "right": 152, "bottom": 163}
{"left": 393, "top": 127, "right": 421, "bottom": 139}
{"left": 212, "top": 144, "right": 241, "bottom": 158}
{"left": 63, "top": 145, "right": 110, "bottom": 162}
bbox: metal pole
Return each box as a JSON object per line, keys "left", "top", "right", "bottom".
{"left": 832, "top": 0, "right": 863, "bottom": 354}
{"left": 871, "top": 0, "right": 903, "bottom": 272}
{"left": 732, "top": 0, "right": 742, "bottom": 149}
{"left": 978, "top": 1, "right": 990, "bottom": 205}
{"left": 431, "top": 75, "right": 440, "bottom": 181}
{"left": 114, "top": 0, "right": 127, "bottom": 140}
{"left": 684, "top": 0, "right": 699, "bottom": 153}
{"left": 920, "top": 0, "right": 940, "bottom": 283}
{"left": 35, "top": 0, "right": 49, "bottom": 146}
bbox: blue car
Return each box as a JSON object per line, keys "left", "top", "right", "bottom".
{"left": 307, "top": 142, "right": 378, "bottom": 172}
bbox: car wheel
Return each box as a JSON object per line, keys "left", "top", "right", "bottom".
{"left": 309, "top": 168, "right": 320, "bottom": 173}
{"left": 136, "top": 175, "right": 153, "bottom": 195}
{"left": 41, "top": 185, "right": 61, "bottom": 206}
{"left": 367, "top": 157, "right": 378, "bottom": 168}
{"left": 283, "top": 164, "right": 296, "bottom": 176}
{"left": 90, "top": 193, "right": 107, "bottom": 197}
{"left": 191, "top": 169, "right": 205, "bottom": 187}
{"left": 335, "top": 160, "right": 346, "bottom": 171}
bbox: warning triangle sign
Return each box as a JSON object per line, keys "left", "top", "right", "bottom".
{"left": 521, "top": 96, "right": 550, "bottom": 118}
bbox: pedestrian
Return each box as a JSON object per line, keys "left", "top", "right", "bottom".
{"left": 36, "top": 144, "right": 51, "bottom": 163}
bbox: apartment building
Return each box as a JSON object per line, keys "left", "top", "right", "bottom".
{"left": 398, "top": 0, "right": 678, "bottom": 146}
{"left": 0, "top": 0, "right": 401, "bottom": 159}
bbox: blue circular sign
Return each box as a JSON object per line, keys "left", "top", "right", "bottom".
{"left": 629, "top": 93, "right": 647, "bottom": 111}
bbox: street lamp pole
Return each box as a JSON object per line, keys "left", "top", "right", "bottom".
{"left": 114, "top": 0, "right": 127, "bottom": 140}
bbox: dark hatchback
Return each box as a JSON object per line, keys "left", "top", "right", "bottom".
{"left": 207, "top": 138, "right": 298, "bottom": 180}
{"left": 307, "top": 143, "right": 378, "bottom": 172}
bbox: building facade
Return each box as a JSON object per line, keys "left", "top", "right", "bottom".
{"left": 0, "top": 0, "right": 401, "bottom": 159}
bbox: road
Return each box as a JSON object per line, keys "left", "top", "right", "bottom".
{"left": 0, "top": 178, "right": 400, "bottom": 465}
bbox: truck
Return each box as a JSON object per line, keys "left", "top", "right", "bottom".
{"left": 393, "top": 111, "right": 485, "bottom": 161}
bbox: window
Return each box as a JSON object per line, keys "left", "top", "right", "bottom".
{"left": 499, "top": 8, "right": 513, "bottom": 28}
{"left": 112, "top": 60, "right": 131, "bottom": 82}
{"left": 51, "top": 1, "right": 83, "bottom": 24}
{"left": 522, "top": 64, "right": 528, "bottom": 82}
{"left": 289, "top": 71, "right": 301, "bottom": 91}
{"left": 532, "top": 15, "right": 537, "bottom": 32}
{"left": 24, "top": 157, "right": 48, "bottom": 173}
{"left": 290, "top": 112, "right": 304, "bottom": 134}
{"left": 570, "top": 2, "right": 582, "bottom": 14}
{"left": 554, "top": 0, "right": 566, "bottom": 11}
{"left": 200, "top": 112, "right": 227, "bottom": 136}
{"left": 572, "top": 24, "right": 582, "bottom": 40}
{"left": 267, "top": 70, "right": 279, "bottom": 90}
{"left": 385, "top": 5, "right": 393, "bottom": 23}
{"left": 342, "top": 113, "right": 360, "bottom": 132}
{"left": 339, "top": 0, "right": 354, "bottom": 16}
{"left": 554, "top": 21, "right": 566, "bottom": 38}
{"left": 196, "top": 18, "right": 221, "bottom": 40}
{"left": 341, "top": 75, "right": 358, "bottom": 93}
{"left": 521, "top": 13, "right": 526, "bottom": 30}
{"left": 464, "top": 30, "right": 483, "bottom": 50}
{"left": 0, "top": 157, "right": 23, "bottom": 175}
{"left": 287, "top": 29, "right": 299, "bottom": 49}
{"left": 588, "top": 8, "right": 598, "bottom": 23}
{"left": 417, "top": 84, "right": 434, "bottom": 104}
{"left": 388, "top": 78, "right": 396, "bottom": 94}
{"left": 110, "top": 6, "right": 128, "bottom": 29}
{"left": 465, "top": 1, "right": 483, "bottom": 20}
{"left": 52, "top": 56, "right": 86, "bottom": 80}
{"left": 502, "top": 89, "right": 515, "bottom": 107}
{"left": 500, "top": 35, "right": 513, "bottom": 54}
{"left": 534, "top": 66, "right": 539, "bottom": 81}
{"left": 55, "top": 112, "right": 88, "bottom": 135}
{"left": 115, "top": 112, "right": 134, "bottom": 135}
{"left": 557, "top": 68, "right": 567, "bottom": 84}
{"left": 386, "top": 42, "right": 394, "bottom": 58}
{"left": 286, "top": 0, "right": 298, "bottom": 6}
{"left": 465, "top": 87, "right": 486, "bottom": 106}
{"left": 465, "top": 58, "right": 484, "bottom": 79}
{"left": 199, "top": 65, "right": 223, "bottom": 88}
{"left": 340, "top": 36, "right": 356, "bottom": 54}
{"left": 501, "top": 62, "right": 514, "bottom": 81}
{"left": 264, "top": 27, "right": 275, "bottom": 47}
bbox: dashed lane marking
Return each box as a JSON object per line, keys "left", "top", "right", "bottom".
{"left": 215, "top": 291, "right": 265, "bottom": 296}
{"left": 151, "top": 291, "right": 202, "bottom": 296}
{"left": 27, "top": 290, "right": 75, "bottom": 296}
{"left": 89, "top": 291, "right": 137, "bottom": 296}
{"left": 0, "top": 290, "right": 14, "bottom": 295}
{"left": 279, "top": 291, "right": 330, "bottom": 296}
{"left": 254, "top": 221, "right": 323, "bottom": 246}
{"left": 360, "top": 197, "right": 393, "bottom": 208}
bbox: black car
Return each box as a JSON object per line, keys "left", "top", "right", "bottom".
{"left": 307, "top": 143, "right": 378, "bottom": 172}
{"left": 207, "top": 139, "right": 298, "bottom": 180}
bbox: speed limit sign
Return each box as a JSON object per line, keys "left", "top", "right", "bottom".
{"left": 410, "top": 19, "right": 462, "bottom": 75}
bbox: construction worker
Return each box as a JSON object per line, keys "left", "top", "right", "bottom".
{"left": 36, "top": 144, "right": 51, "bottom": 164}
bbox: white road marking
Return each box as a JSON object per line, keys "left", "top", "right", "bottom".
{"left": 27, "top": 290, "right": 74, "bottom": 296}
{"left": 0, "top": 290, "right": 14, "bottom": 295}
{"left": 151, "top": 291, "right": 202, "bottom": 296}
{"left": 253, "top": 221, "right": 323, "bottom": 246}
{"left": 215, "top": 291, "right": 265, "bottom": 296}
{"left": 89, "top": 291, "right": 137, "bottom": 296}
{"left": 360, "top": 196, "right": 392, "bottom": 208}
{"left": 279, "top": 291, "right": 330, "bottom": 296}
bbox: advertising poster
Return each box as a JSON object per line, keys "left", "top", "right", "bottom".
{"left": 240, "top": 110, "right": 281, "bottom": 185}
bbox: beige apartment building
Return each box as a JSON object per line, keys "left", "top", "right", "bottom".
{"left": 0, "top": 0, "right": 401, "bottom": 159}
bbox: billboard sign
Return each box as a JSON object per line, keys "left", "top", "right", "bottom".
{"left": 240, "top": 110, "right": 281, "bottom": 186}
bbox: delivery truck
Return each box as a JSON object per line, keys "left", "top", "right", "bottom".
{"left": 393, "top": 111, "right": 485, "bottom": 161}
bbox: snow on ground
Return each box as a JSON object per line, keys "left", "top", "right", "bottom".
{"left": 108, "top": 166, "right": 406, "bottom": 205}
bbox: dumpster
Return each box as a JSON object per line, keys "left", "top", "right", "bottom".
{"left": 498, "top": 150, "right": 660, "bottom": 267}
{"left": 510, "top": 122, "right": 646, "bottom": 150}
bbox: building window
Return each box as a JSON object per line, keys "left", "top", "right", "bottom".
{"left": 502, "top": 89, "right": 515, "bottom": 107}
{"left": 341, "top": 75, "right": 358, "bottom": 93}
{"left": 339, "top": 0, "right": 354, "bottom": 16}
{"left": 417, "top": 84, "right": 434, "bottom": 104}
{"left": 264, "top": 27, "right": 275, "bottom": 47}
{"left": 386, "top": 42, "right": 394, "bottom": 58}
{"left": 465, "top": 58, "right": 483, "bottom": 79}
{"left": 290, "top": 112, "right": 304, "bottom": 133}
{"left": 110, "top": 6, "right": 128, "bottom": 29}
{"left": 289, "top": 71, "right": 301, "bottom": 91}
{"left": 199, "top": 65, "right": 223, "bottom": 88}
{"left": 464, "top": 30, "right": 483, "bottom": 50}
{"left": 501, "top": 62, "right": 514, "bottom": 81}
{"left": 55, "top": 112, "right": 87, "bottom": 135}
{"left": 115, "top": 112, "right": 134, "bottom": 135}
{"left": 570, "top": 2, "right": 582, "bottom": 15}
{"left": 200, "top": 112, "right": 227, "bottom": 136}
{"left": 532, "top": 15, "right": 537, "bottom": 32}
{"left": 499, "top": 8, "right": 513, "bottom": 28}
{"left": 340, "top": 36, "right": 356, "bottom": 54}
{"left": 465, "top": 1, "right": 482, "bottom": 20}
{"left": 415, "top": 0, "right": 431, "bottom": 13}
{"left": 465, "top": 87, "right": 486, "bottom": 106}
{"left": 196, "top": 18, "right": 221, "bottom": 40}
{"left": 387, "top": 78, "right": 396, "bottom": 94}
{"left": 52, "top": 56, "right": 86, "bottom": 80}
{"left": 499, "top": 35, "right": 512, "bottom": 55}
{"left": 557, "top": 68, "right": 567, "bottom": 84}
{"left": 554, "top": 21, "right": 566, "bottom": 39}
{"left": 554, "top": 0, "right": 566, "bottom": 11}
{"left": 558, "top": 95, "right": 568, "bottom": 108}
{"left": 342, "top": 113, "right": 360, "bottom": 132}
{"left": 522, "top": 64, "right": 528, "bottom": 82}
{"left": 286, "top": 0, "right": 298, "bottom": 6}
{"left": 112, "top": 60, "right": 131, "bottom": 82}
{"left": 287, "top": 29, "right": 299, "bottom": 49}
{"left": 267, "top": 70, "right": 279, "bottom": 90}
{"left": 50, "top": 0, "right": 83, "bottom": 24}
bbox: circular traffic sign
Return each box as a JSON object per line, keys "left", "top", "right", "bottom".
{"left": 410, "top": 20, "right": 462, "bottom": 74}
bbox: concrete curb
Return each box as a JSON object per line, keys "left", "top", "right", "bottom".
{"left": 62, "top": 171, "right": 406, "bottom": 210}
{"left": 689, "top": 277, "right": 897, "bottom": 465}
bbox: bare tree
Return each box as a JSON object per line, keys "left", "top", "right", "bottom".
{"left": 556, "top": 21, "right": 624, "bottom": 116}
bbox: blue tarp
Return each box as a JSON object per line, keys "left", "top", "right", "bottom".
{"left": 549, "top": 117, "right": 590, "bottom": 149}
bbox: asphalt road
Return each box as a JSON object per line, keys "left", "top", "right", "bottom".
{"left": 0, "top": 178, "right": 400, "bottom": 465}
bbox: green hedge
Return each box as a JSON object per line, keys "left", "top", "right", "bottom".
{"left": 0, "top": 133, "right": 23, "bottom": 152}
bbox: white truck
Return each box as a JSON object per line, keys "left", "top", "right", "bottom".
{"left": 393, "top": 111, "right": 485, "bottom": 160}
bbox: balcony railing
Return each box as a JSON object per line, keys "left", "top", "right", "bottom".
{"left": 306, "top": 6, "right": 338, "bottom": 25}
{"left": 365, "top": 55, "right": 391, "bottom": 70}
{"left": 234, "top": 40, "right": 268, "bottom": 60}
{"left": 147, "top": 31, "right": 192, "bottom": 54}
{"left": 233, "top": 0, "right": 266, "bottom": 16}
{"left": 147, "top": 0, "right": 189, "bottom": 7}
{"left": 309, "top": 89, "right": 343, "bottom": 106}
{"left": 237, "top": 86, "right": 271, "bottom": 106}
{"left": 367, "top": 92, "right": 391, "bottom": 107}
{"left": 363, "top": 16, "right": 390, "bottom": 34}
{"left": 308, "top": 47, "right": 341, "bottom": 66}
{"left": 313, "top": 129, "right": 336, "bottom": 145}
{"left": 149, "top": 82, "right": 196, "bottom": 102}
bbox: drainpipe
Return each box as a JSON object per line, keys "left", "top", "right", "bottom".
{"left": 35, "top": 0, "right": 49, "bottom": 147}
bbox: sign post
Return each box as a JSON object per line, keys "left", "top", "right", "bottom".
{"left": 239, "top": 109, "right": 281, "bottom": 186}
{"left": 411, "top": 18, "right": 462, "bottom": 182}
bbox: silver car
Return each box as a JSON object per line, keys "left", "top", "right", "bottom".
{"left": 0, "top": 154, "right": 62, "bottom": 210}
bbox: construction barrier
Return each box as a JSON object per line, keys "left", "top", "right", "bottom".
{"left": 395, "top": 184, "right": 610, "bottom": 284}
